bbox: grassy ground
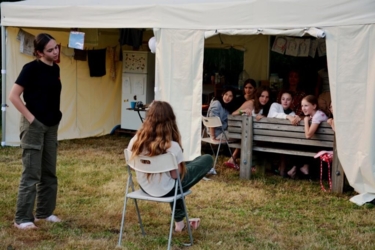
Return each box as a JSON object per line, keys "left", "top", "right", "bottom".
{"left": 0, "top": 132, "right": 374, "bottom": 250}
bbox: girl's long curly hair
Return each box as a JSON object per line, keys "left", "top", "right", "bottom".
{"left": 131, "top": 101, "right": 186, "bottom": 178}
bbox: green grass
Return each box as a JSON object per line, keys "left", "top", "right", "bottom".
{"left": 0, "top": 133, "right": 373, "bottom": 250}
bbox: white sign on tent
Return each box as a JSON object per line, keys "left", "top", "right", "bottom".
{"left": 68, "top": 31, "right": 85, "bottom": 50}
{"left": 18, "top": 30, "right": 34, "bottom": 56}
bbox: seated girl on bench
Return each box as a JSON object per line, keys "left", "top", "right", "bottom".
{"left": 225, "top": 86, "right": 272, "bottom": 170}
{"left": 267, "top": 91, "right": 301, "bottom": 177}
{"left": 287, "top": 95, "right": 328, "bottom": 178}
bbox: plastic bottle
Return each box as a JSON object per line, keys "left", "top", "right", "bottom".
{"left": 269, "top": 73, "right": 279, "bottom": 90}
{"left": 238, "top": 70, "right": 249, "bottom": 90}
{"left": 215, "top": 73, "right": 219, "bottom": 84}
{"left": 278, "top": 78, "right": 283, "bottom": 89}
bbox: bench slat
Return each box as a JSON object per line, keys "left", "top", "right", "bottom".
{"left": 253, "top": 117, "right": 332, "bottom": 128}
{"left": 228, "top": 115, "right": 243, "bottom": 121}
{"left": 253, "top": 146, "right": 316, "bottom": 157}
{"left": 253, "top": 123, "right": 334, "bottom": 135}
{"left": 254, "top": 129, "right": 334, "bottom": 141}
{"left": 228, "top": 115, "right": 332, "bottom": 128}
{"left": 254, "top": 135, "right": 333, "bottom": 147}
{"left": 228, "top": 120, "right": 243, "bottom": 127}
{"left": 228, "top": 127, "right": 242, "bottom": 133}
{"left": 228, "top": 143, "right": 241, "bottom": 149}
{"left": 227, "top": 133, "right": 242, "bottom": 139}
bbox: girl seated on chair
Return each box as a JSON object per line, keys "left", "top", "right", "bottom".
{"left": 225, "top": 86, "right": 272, "bottom": 169}
{"left": 206, "top": 87, "right": 236, "bottom": 142}
{"left": 127, "top": 101, "right": 212, "bottom": 232}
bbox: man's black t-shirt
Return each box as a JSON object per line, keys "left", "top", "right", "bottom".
{"left": 15, "top": 60, "right": 62, "bottom": 126}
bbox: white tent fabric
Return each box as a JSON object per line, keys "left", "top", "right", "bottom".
{"left": 1, "top": 0, "right": 375, "bottom": 205}
{"left": 154, "top": 29, "right": 205, "bottom": 160}
{"left": 1, "top": 0, "right": 375, "bottom": 29}
{"left": 325, "top": 25, "right": 375, "bottom": 205}
{"left": 204, "top": 28, "right": 325, "bottom": 39}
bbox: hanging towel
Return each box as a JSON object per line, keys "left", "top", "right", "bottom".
{"left": 87, "top": 48, "right": 107, "bottom": 77}
{"left": 74, "top": 49, "right": 87, "bottom": 61}
{"left": 107, "top": 46, "right": 117, "bottom": 81}
{"left": 119, "top": 28, "right": 143, "bottom": 50}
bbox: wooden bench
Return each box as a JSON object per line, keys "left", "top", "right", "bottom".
{"left": 227, "top": 115, "right": 345, "bottom": 193}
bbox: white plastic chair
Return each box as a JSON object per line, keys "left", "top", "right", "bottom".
{"left": 118, "top": 149, "right": 193, "bottom": 250}
{"left": 201, "top": 116, "right": 234, "bottom": 171}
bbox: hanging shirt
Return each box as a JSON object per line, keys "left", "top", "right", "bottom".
{"left": 87, "top": 48, "right": 106, "bottom": 77}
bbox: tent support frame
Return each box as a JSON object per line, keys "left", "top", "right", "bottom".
{"left": 1, "top": 25, "right": 7, "bottom": 147}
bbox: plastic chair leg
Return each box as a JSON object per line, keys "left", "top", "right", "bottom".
{"left": 117, "top": 185, "right": 130, "bottom": 247}
{"left": 133, "top": 199, "right": 145, "bottom": 235}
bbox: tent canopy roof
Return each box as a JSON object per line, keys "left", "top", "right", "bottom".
{"left": 1, "top": 0, "right": 375, "bottom": 29}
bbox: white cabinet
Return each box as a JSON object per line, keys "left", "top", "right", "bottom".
{"left": 121, "top": 51, "right": 155, "bottom": 130}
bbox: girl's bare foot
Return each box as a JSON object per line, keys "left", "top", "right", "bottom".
{"left": 287, "top": 166, "right": 297, "bottom": 178}
{"left": 300, "top": 164, "right": 309, "bottom": 175}
{"left": 175, "top": 220, "right": 185, "bottom": 232}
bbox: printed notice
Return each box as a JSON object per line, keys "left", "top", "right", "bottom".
{"left": 68, "top": 31, "right": 85, "bottom": 50}
{"left": 132, "top": 78, "right": 144, "bottom": 95}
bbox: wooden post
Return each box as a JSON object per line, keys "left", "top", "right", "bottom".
{"left": 331, "top": 137, "right": 345, "bottom": 193}
{"left": 240, "top": 116, "right": 253, "bottom": 179}
{"left": 259, "top": 158, "right": 269, "bottom": 177}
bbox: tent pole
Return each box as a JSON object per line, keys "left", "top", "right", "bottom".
{"left": 1, "top": 25, "right": 6, "bottom": 146}
{"left": 266, "top": 35, "right": 270, "bottom": 81}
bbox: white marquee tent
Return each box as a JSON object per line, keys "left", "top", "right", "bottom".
{"left": 1, "top": 0, "right": 375, "bottom": 205}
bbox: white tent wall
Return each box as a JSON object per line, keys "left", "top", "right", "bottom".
{"left": 154, "top": 29, "right": 205, "bottom": 161}
{"left": 2, "top": 0, "right": 375, "bottom": 29}
{"left": 325, "top": 25, "right": 375, "bottom": 205}
{"left": 4, "top": 27, "right": 123, "bottom": 145}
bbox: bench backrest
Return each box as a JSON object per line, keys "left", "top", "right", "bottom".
{"left": 227, "top": 115, "right": 334, "bottom": 148}
{"left": 226, "top": 115, "right": 345, "bottom": 194}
